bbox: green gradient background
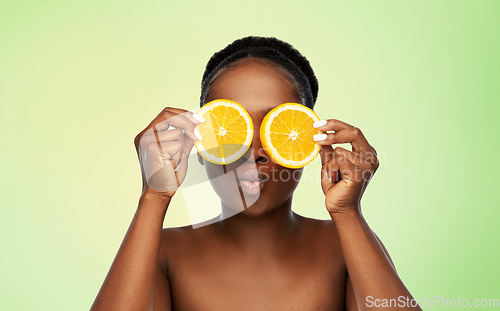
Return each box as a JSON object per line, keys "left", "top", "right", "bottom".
{"left": 1, "top": 1, "right": 499, "bottom": 309}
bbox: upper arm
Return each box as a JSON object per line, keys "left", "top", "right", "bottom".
{"left": 153, "top": 233, "right": 172, "bottom": 311}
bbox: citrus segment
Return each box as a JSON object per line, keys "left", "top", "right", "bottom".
{"left": 194, "top": 99, "right": 253, "bottom": 165}
{"left": 261, "top": 103, "right": 322, "bottom": 168}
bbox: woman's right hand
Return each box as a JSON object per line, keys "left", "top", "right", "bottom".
{"left": 134, "top": 107, "right": 203, "bottom": 200}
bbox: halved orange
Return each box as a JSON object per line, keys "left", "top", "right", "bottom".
{"left": 260, "top": 103, "right": 322, "bottom": 168}
{"left": 194, "top": 99, "right": 253, "bottom": 165}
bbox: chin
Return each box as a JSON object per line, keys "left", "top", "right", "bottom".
{"left": 240, "top": 202, "right": 273, "bottom": 219}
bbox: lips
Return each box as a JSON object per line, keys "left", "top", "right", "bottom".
{"left": 238, "top": 169, "right": 260, "bottom": 181}
{"left": 237, "top": 169, "right": 265, "bottom": 196}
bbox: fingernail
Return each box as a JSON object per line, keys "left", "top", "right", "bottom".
{"left": 313, "top": 120, "right": 327, "bottom": 128}
{"left": 313, "top": 134, "right": 327, "bottom": 141}
{"left": 328, "top": 177, "right": 332, "bottom": 183}
{"left": 193, "top": 114, "right": 205, "bottom": 123}
{"left": 194, "top": 128, "right": 203, "bottom": 140}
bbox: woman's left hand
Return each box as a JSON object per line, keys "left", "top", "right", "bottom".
{"left": 313, "top": 119, "right": 379, "bottom": 214}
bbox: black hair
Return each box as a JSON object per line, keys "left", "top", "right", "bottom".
{"left": 200, "top": 36, "right": 319, "bottom": 109}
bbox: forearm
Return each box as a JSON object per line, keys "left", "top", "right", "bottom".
{"left": 332, "top": 210, "right": 421, "bottom": 311}
{"left": 90, "top": 191, "right": 170, "bottom": 311}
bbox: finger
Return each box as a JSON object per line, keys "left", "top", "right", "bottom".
{"left": 333, "top": 147, "right": 372, "bottom": 169}
{"left": 313, "top": 119, "right": 379, "bottom": 161}
{"left": 313, "top": 118, "right": 354, "bottom": 132}
{"left": 320, "top": 163, "right": 332, "bottom": 195}
{"left": 319, "top": 145, "right": 334, "bottom": 166}
{"left": 322, "top": 133, "right": 379, "bottom": 171}
{"left": 167, "top": 107, "right": 205, "bottom": 126}
{"left": 136, "top": 108, "right": 186, "bottom": 149}
{"left": 365, "top": 146, "right": 379, "bottom": 170}
{"left": 175, "top": 150, "right": 189, "bottom": 184}
{"left": 139, "top": 127, "right": 186, "bottom": 168}
{"left": 161, "top": 112, "right": 200, "bottom": 142}
{"left": 136, "top": 111, "right": 174, "bottom": 148}
{"left": 314, "top": 124, "right": 372, "bottom": 155}
{"left": 320, "top": 155, "right": 345, "bottom": 194}
{"left": 159, "top": 141, "right": 184, "bottom": 168}
{"left": 325, "top": 152, "right": 357, "bottom": 183}
{"left": 320, "top": 154, "right": 356, "bottom": 194}
{"left": 331, "top": 148, "right": 376, "bottom": 184}
{"left": 336, "top": 146, "right": 379, "bottom": 171}
{"left": 140, "top": 127, "right": 184, "bottom": 146}
{"left": 320, "top": 142, "right": 374, "bottom": 169}
{"left": 166, "top": 132, "right": 194, "bottom": 184}
{"left": 147, "top": 109, "right": 179, "bottom": 132}
{"left": 147, "top": 109, "right": 200, "bottom": 142}
{"left": 181, "top": 132, "right": 195, "bottom": 156}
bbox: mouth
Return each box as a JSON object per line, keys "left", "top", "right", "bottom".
{"left": 237, "top": 169, "right": 265, "bottom": 196}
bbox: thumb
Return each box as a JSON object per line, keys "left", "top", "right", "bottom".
{"left": 320, "top": 163, "right": 332, "bottom": 195}
{"left": 320, "top": 145, "right": 334, "bottom": 166}
{"left": 320, "top": 145, "right": 334, "bottom": 195}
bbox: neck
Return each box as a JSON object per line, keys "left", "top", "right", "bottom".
{"left": 216, "top": 195, "right": 299, "bottom": 251}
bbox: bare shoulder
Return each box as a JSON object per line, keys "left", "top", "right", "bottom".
{"left": 293, "top": 213, "right": 342, "bottom": 253}
{"left": 159, "top": 222, "right": 218, "bottom": 260}
{"left": 293, "top": 213, "right": 347, "bottom": 282}
{"left": 161, "top": 224, "right": 197, "bottom": 244}
{"left": 294, "top": 213, "right": 338, "bottom": 236}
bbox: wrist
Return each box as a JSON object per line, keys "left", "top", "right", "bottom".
{"left": 139, "top": 188, "right": 172, "bottom": 212}
{"left": 329, "top": 208, "right": 363, "bottom": 224}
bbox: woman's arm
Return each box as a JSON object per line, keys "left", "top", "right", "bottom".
{"left": 335, "top": 211, "right": 418, "bottom": 311}
{"left": 314, "top": 119, "right": 421, "bottom": 311}
{"left": 374, "top": 230, "right": 396, "bottom": 269}
{"left": 91, "top": 107, "right": 201, "bottom": 311}
{"left": 344, "top": 229, "right": 399, "bottom": 311}
{"left": 90, "top": 191, "right": 171, "bottom": 311}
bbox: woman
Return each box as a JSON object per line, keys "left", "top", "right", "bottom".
{"left": 91, "top": 36, "right": 421, "bottom": 310}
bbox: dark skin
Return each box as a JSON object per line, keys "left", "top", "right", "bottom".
{"left": 91, "top": 58, "right": 421, "bottom": 310}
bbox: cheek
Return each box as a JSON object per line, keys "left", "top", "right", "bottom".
{"left": 204, "top": 163, "right": 237, "bottom": 195}
{"left": 204, "top": 163, "right": 249, "bottom": 210}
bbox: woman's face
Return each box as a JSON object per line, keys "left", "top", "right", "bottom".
{"left": 202, "top": 57, "right": 304, "bottom": 218}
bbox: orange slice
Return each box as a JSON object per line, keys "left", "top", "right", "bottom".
{"left": 260, "top": 103, "right": 322, "bottom": 168}
{"left": 194, "top": 99, "right": 253, "bottom": 165}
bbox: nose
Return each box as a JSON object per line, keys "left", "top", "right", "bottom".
{"left": 238, "top": 120, "right": 269, "bottom": 164}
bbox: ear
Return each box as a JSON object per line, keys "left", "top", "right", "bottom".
{"left": 197, "top": 152, "right": 204, "bottom": 165}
